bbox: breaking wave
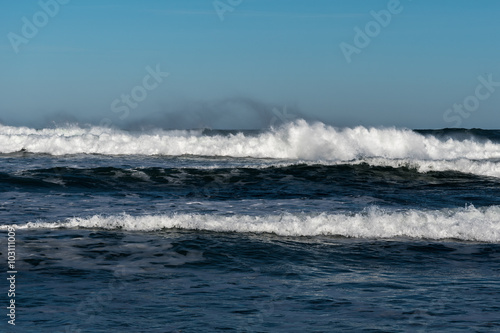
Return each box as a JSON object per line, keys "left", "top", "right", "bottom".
{"left": 2, "top": 120, "right": 500, "bottom": 177}
{"left": 8, "top": 205, "right": 500, "bottom": 242}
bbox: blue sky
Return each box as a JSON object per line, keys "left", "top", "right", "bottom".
{"left": 1, "top": 0, "right": 499, "bottom": 129}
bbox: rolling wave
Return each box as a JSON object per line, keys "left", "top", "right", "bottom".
{"left": 2, "top": 120, "right": 500, "bottom": 177}
{"left": 3, "top": 162, "right": 500, "bottom": 189}
{"left": 6, "top": 205, "right": 500, "bottom": 242}
{"left": 1, "top": 120, "right": 500, "bottom": 159}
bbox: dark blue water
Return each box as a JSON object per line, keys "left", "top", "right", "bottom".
{"left": 1, "top": 123, "right": 500, "bottom": 332}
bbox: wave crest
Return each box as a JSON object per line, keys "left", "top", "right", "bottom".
{"left": 1, "top": 120, "right": 500, "bottom": 160}
{"left": 8, "top": 205, "right": 500, "bottom": 242}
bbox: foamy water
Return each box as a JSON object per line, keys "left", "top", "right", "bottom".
{"left": 2, "top": 121, "right": 500, "bottom": 160}
{"left": 2, "top": 121, "right": 500, "bottom": 332}
{"left": 7, "top": 205, "right": 499, "bottom": 242}
{"left": 2, "top": 121, "right": 500, "bottom": 179}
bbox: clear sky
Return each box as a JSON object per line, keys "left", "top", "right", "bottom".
{"left": 1, "top": 0, "right": 499, "bottom": 129}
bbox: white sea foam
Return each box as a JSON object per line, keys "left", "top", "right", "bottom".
{"left": 235, "top": 158, "right": 500, "bottom": 179}
{"left": 2, "top": 121, "right": 500, "bottom": 177}
{"left": 343, "top": 157, "right": 500, "bottom": 179}
{"left": 8, "top": 205, "right": 500, "bottom": 242}
{"left": 1, "top": 120, "right": 500, "bottom": 159}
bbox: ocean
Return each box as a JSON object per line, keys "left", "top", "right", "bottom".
{"left": 1, "top": 120, "right": 499, "bottom": 332}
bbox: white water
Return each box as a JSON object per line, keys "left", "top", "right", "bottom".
{"left": 8, "top": 205, "right": 500, "bottom": 242}
{"left": 2, "top": 121, "right": 500, "bottom": 177}
{"left": 1, "top": 120, "right": 500, "bottom": 159}
{"left": 236, "top": 158, "right": 500, "bottom": 178}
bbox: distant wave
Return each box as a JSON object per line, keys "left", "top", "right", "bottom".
{"left": 2, "top": 121, "right": 500, "bottom": 177}
{"left": 6, "top": 205, "right": 500, "bottom": 242}
{"left": 2, "top": 120, "right": 500, "bottom": 159}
